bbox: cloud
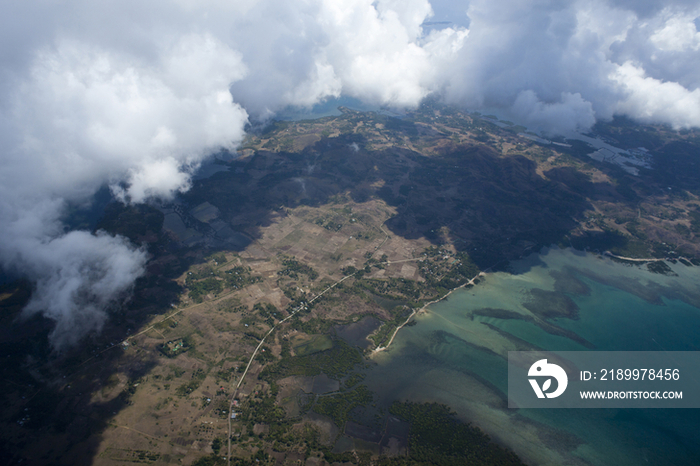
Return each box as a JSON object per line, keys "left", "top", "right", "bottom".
{"left": 14, "top": 229, "right": 147, "bottom": 351}
{"left": 228, "top": 0, "right": 444, "bottom": 116}
{"left": 512, "top": 91, "right": 596, "bottom": 135}
{"left": 0, "top": 18, "right": 249, "bottom": 349}
{"left": 610, "top": 61, "right": 700, "bottom": 128}
{"left": 9, "top": 35, "right": 248, "bottom": 202}
{"left": 2, "top": 0, "right": 700, "bottom": 348}
{"left": 437, "top": 0, "right": 700, "bottom": 132}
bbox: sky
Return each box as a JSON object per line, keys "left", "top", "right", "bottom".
{"left": 1, "top": 0, "right": 699, "bottom": 349}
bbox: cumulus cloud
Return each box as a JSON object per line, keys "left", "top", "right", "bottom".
{"left": 610, "top": 61, "right": 700, "bottom": 128}
{"left": 228, "top": 0, "right": 444, "bottom": 116}
{"left": 512, "top": 91, "right": 596, "bottom": 135}
{"left": 2, "top": 0, "right": 700, "bottom": 348}
{"left": 12, "top": 228, "right": 147, "bottom": 351}
{"left": 432, "top": 0, "right": 700, "bottom": 133}
{"left": 0, "top": 12, "right": 249, "bottom": 349}
{"left": 10, "top": 35, "right": 248, "bottom": 202}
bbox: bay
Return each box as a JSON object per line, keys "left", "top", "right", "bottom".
{"left": 364, "top": 247, "right": 700, "bottom": 465}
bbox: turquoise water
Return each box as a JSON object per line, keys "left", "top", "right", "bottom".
{"left": 364, "top": 247, "right": 700, "bottom": 465}
{"left": 275, "top": 96, "right": 380, "bottom": 121}
{"left": 554, "top": 278, "right": 700, "bottom": 352}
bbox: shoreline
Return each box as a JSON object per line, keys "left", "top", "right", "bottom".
{"left": 368, "top": 245, "right": 648, "bottom": 356}
{"left": 370, "top": 271, "right": 486, "bottom": 356}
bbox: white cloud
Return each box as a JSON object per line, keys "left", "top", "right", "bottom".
{"left": 229, "top": 0, "right": 447, "bottom": 115}
{"left": 512, "top": 90, "right": 596, "bottom": 135}
{"left": 650, "top": 11, "right": 700, "bottom": 51}
{"left": 2, "top": 0, "right": 700, "bottom": 348}
{"left": 18, "top": 230, "right": 147, "bottom": 351}
{"left": 7, "top": 34, "right": 248, "bottom": 202}
{"left": 435, "top": 0, "right": 700, "bottom": 131}
{"left": 0, "top": 24, "right": 249, "bottom": 349}
{"left": 610, "top": 61, "right": 700, "bottom": 128}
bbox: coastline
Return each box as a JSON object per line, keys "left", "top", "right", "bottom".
{"left": 367, "top": 245, "right": 686, "bottom": 357}
{"left": 370, "top": 271, "right": 486, "bottom": 355}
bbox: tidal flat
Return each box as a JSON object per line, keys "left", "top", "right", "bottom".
{"left": 365, "top": 247, "right": 700, "bottom": 466}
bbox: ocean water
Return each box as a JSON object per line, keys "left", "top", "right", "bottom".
{"left": 275, "top": 96, "right": 380, "bottom": 121}
{"left": 364, "top": 247, "right": 700, "bottom": 466}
